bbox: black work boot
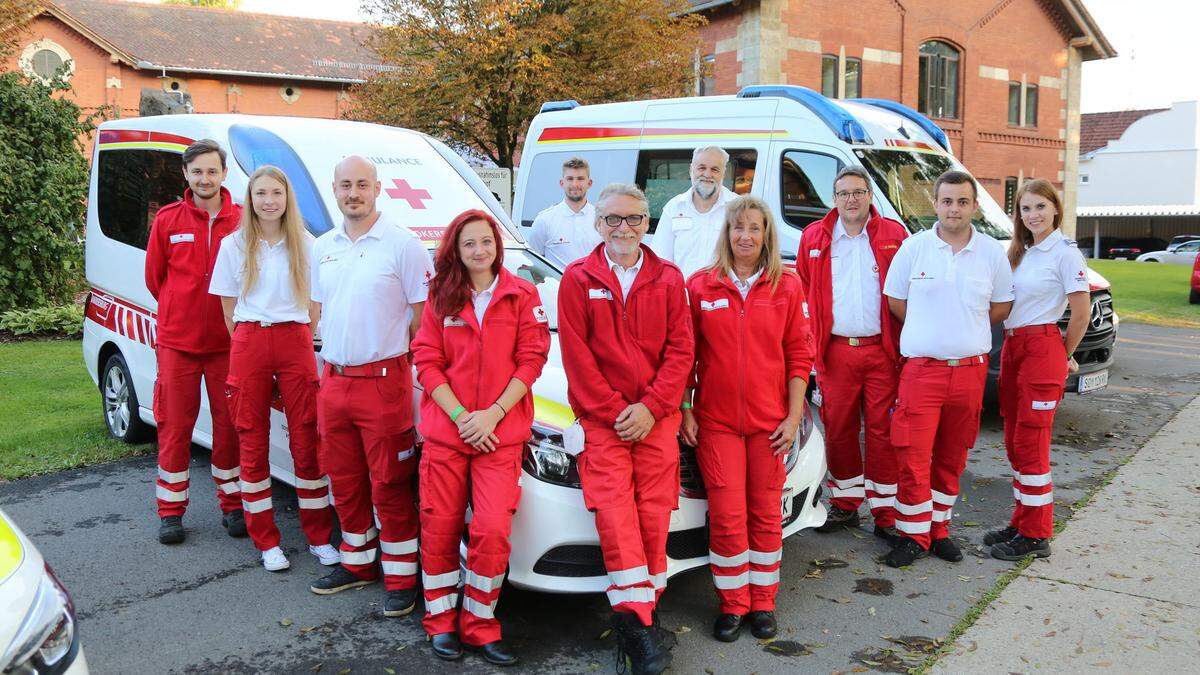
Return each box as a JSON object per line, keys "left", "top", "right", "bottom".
{"left": 430, "top": 632, "right": 463, "bottom": 661}
{"left": 221, "top": 509, "right": 248, "bottom": 538}
{"left": 815, "top": 506, "right": 860, "bottom": 533}
{"left": 873, "top": 524, "right": 902, "bottom": 547}
{"left": 383, "top": 588, "right": 418, "bottom": 617}
{"left": 309, "top": 566, "right": 375, "bottom": 595}
{"left": 991, "top": 535, "right": 1051, "bottom": 561}
{"left": 983, "top": 525, "right": 1019, "bottom": 546}
{"left": 712, "top": 613, "right": 742, "bottom": 642}
{"left": 158, "top": 516, "right": 185, "bottom": 545}
{"left": 931, "top": 537, "right": 963, "bottom": 562}
{"left": 474, "top": 640, "right": 519, "bottom": 667}
{"left": 884, "top": 537, "right": 927, "bottom": 568}
{"left": 746, "top": 610, "right": 777, "bottom": 639}
{"left": 613, "top": 613, "right": 672, "bottom": 675}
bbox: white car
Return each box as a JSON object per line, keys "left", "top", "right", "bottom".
{"left": 0, "top": 510, "right": 88, "bottom": 674}
{"left": 82, "top": 115, "right": 828, "bottom": 594}
{"left": 1135, "top": 239, "right": 1200, "bottom": 265}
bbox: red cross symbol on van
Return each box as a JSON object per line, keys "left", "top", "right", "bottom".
{"left": 385, "top": 179, "right": 431, "bottom": 209}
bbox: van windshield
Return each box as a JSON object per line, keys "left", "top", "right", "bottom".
{"left": 855, "top": 149, "right": 1013, "bottom": 240}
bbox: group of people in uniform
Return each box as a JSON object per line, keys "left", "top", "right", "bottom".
{"left": 146, "top": 137, "right": 1088, "bottom": 674}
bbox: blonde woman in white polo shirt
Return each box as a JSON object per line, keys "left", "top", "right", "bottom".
{"left": 988, "top": 179, "right": 1090, "bottom": 561}
{"left": 210, "top": 165, "right": 339, "bottom": 572}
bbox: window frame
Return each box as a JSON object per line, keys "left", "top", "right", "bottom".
{"left": 698, "top": 53, "right": 716, "bottom": 96}
{"left": 918, "top": 40, "right": 960, "bottom": 120}
{"left": 96, "top": 148, "right": 187, "bottom": 251}
{"left": 1024, "top": 83, "right": 1038, "bottom": 127}
{"left": 844, "top": 57, "right": 862, "bottom": 99}
{"left": 820, "top": 54, "right": 838, "bottom": 98}
{"left": 777, "top": 148, "right": 845, "bottom": 230}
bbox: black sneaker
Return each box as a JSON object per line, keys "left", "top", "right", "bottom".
{"left": 931, "top": 537, "right": 963, "bottom": 562}
{"left": 873, "top": 525, "right": 902, "bottom": 547}
{"left": 983, "top": 525, "right": 1019, "bottom": 546}
{"left": 991, "top": 535, "right": 1051, "bottom": 561}
{"left": 613, "top": 613, "right": 671, "bottom": 675}
{"left": 884, "top": 537, "right": 927, "bottom": 568}
{"left": 158, "top": 516, "right": 185, "bottom": 545}
{"left": 309, "top": 566, "right": 376, "bottom": 595}
{"left": 221, "top": 509, "right": 248, "bottom": 538}
{"left": 815, "top": 506, "right": 860, "bottom": 533}
{"left": 383, "top": 588, "right": 418, "bottom": 617}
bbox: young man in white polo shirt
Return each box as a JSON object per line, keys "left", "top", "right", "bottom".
{"left": 881, "top": 170, "right": 1014, "bottom": 568}
{"left": 308, "top": 156, "right": 435, "bottom": 617}
{"left": 650, "top": 146, "right": 738, "bottom": 278}
{"left": 526, "top": 156, "right": 600, "bottom": 268}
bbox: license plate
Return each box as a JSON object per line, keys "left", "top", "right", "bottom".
{"left": 781, "top": 493, "right": 794, "bottom": 522}
{"left": 1078, "top": 369, "right": 1108, "bottom": 394}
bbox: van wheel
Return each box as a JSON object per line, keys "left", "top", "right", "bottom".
{"left": 102, "top": 353, "right": 153, "bottom": 444}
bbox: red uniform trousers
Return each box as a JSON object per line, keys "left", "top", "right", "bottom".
{"left": 316, "top": 356, "right": 419, "bottom": 590}
{"left": 577, "top": 413, "right": 681, "bottom": 627}
{"left": 890, "top": 356, "right": 988, "bottom": 549}
{"left": 999, "top": 325, "right": 1066, "bottom": 539}
{"left": 226, "top": 322, "right": 333, "bottom": 551}
{"left": 153, "top": 346, "right": 241, "bottom": 517}
{"left": 418, "top": 441, "right": 523, "bottom": 645}
{"left": 697, "top": 429, "right": 784, "bottom": 615}
{"left": 817, "top": 339, "right": 900, "bottom": 526}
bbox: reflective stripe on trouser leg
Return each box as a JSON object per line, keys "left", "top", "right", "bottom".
{"left": 154, "top": 346, "right": 202, "bottom": 518}
{"left": 419, "top": 441, "right": 468, "bottom": 638}
{"left": 817, "top": 342, "right": 868, "bottom": 513}
{"left": 317, "top": 375, "right": 379, "bottom": 582}
{"left": 862, "top": 343, "right": 901, "bottom": 527}
{"left": 203, "top": 349, "right": 242, "bottom": 513}
{"left": 700, "top": 429, "right": 751, "bottom": 615}
{"left": 229, "top": 331, "right": 281, "bottom": 551}
{"left": 744, "top": 431, "right": 784, "bottom": 611}
{"left": 928, "top": 362, "right": 984, "bottom": 543}
{"left": 459, "top": 445, "right": 522, "bottom": 646}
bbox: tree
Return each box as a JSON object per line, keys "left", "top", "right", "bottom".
{"left": 0, "top": 71, "right": 98, "bottom": 311}
{"left": 354, "top": 0, "right": 706, "bottom": 168}
{"left": 1, "top": 0, "right": 40, "bottom": 62}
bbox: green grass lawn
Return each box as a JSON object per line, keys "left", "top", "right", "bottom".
{"left": 1089, "top": 259, "right": 1200, "bottom": 329}
{"left": 0, "top": 339, "right": 153, "bottom": 481}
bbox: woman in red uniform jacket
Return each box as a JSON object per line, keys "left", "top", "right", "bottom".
{"left": 411, "top": 210, "right": 550, "bottom": 667}
{"left": 681, "top": 195, "right": 815, "bottom": 643}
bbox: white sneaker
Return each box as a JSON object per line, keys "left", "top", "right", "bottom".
{"left": 309, "top": 543, "right": 341, "bottom": 566}
{"left": 262, "top": 546, "right": 290, "bottom": 572}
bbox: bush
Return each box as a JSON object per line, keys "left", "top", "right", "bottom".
{"left": 0, "top": 304, "right": 83, "bottom": 338}
{"left": 0, "top": 70, "right": 99, "bottom": 312}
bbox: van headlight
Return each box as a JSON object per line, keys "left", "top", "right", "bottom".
{"left": 2, "top": 564, "right": 79, "bottom": 675}
{"left": 522, "top": 425, "right": 581, "bottom": 488}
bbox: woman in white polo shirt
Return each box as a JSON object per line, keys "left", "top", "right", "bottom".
{"left": 210, "top": 165, "right": 339, "bottom": 572}
{"left": 989, "top": 179, "right": 1090, "bottom": 561}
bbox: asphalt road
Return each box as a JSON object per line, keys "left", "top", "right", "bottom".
{"left": 2, "top": 322, "right": 1197, "bottom": 674}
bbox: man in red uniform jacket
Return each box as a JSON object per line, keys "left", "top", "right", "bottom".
{"left": 144, "top": 139, "right": 244, "bottom": 545}
{"left": 558, "top": 183, "right": 693, "bottom": 675}
{"left": 795, "top": 167, "right": 907, "bottom": 544}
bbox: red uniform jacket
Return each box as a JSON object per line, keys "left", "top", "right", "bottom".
{"left": 558, "top": 244, "right": 694, "bottom": 427}
{"left": 411, "top": 268, "right": 551, "bottom": 449}
{"left": 687, "top": 269, "right": 814, "bottom": 436}
{"left": 144, "top": 188, "right": 241, "bottom": 354}
{"left": 794, "top": 206, "right": 908, "bottom": 374}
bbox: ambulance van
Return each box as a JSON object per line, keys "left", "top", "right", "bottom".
{"left": 82, "top": 114, "right": 828, "bottom": 594}
{"left": 513, "top": 85, "right": 1117, "bottom": 394}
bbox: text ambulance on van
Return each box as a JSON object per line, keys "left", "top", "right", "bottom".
{"left": 81, "top": 115, "right": 828, "bottom": 595}
{"left": 513, "top": 85, "right": 1117, "bottom": 395}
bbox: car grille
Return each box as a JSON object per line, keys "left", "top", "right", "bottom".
{"left": 678, "top": 442, "right": 706, "bottom": 498}
{"left": 1060, "top": 289, "right": 1116, "bottom": 365}
{"left": 532, "top": 545, "right": 607, "bottom": 577}
{"left": 666, "top": 525, "right": 709, "bottom": 560}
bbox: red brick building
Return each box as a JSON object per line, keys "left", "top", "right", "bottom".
{"left": 689, "top": 0, "right": 1114, "bottom": 234}
{"left": 6, "top": 0, "right": 382, "bottom": 154}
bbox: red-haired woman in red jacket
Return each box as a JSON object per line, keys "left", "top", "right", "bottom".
{"left": 411, "top": 210, "right": 550, "bottom": 667}
{"left": 682, "top": 195, "right": 815, "bottom": 643}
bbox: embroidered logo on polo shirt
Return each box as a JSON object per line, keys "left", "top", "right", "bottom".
{"left": 319, "top": 254, "right": 338, "bottom": 264}
{"left": 169, "top": 233, "right": 194, "bottom": 244}
{"left": 443, "top": 316, "right": 467, "bottom": 327}
{"left": 700, "top": 298, "right": 729, "bottom": 311}
{"left": 588, "top": 288, "right": 613, "bottom": 301}
{"left": 533, "top": 305, "right": 549, "bottom": 323}
{"left": 912, "top": 271, "right": 934, "bottom": 281}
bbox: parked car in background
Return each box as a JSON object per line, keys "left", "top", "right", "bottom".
{"left": 1135, "top": 239, "right": 1200, "bottom": 265}
{"left": 1191, "top": 253, "right": 1200, "bottom": 304}
{"left": 1167, "top": 234, "right": 1200, "bottom": 251}
{"left": 1076, "top": 237, "right": 1166, "bottom": 259}
{"left": 1107, "top": 246, "right": 1142, "bottom": 260}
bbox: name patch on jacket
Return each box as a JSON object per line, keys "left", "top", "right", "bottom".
{"left": 533, "top": 305, "right": 549, "bottom": 323}
{"left": 808, "top": 248, "right": 821, "bottom": 258}
{"left": 700, "top": 298, "right": 729, "bottom": 311}
{"left": 170, "top": 233, "right": 195, "bottom": 244}
{"left": 588, "top": 288, "right": 613, "bottom": 301}
{"left": 443, "top": 316, "right": 468, "bottom": 327}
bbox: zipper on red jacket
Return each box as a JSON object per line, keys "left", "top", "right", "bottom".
{"left": 734, "top": 284, "right": 747, "bottom": 436}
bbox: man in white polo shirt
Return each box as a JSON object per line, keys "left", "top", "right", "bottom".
{"left": 881, "top": 170, "right": 1014, "bottom": 568}
{"left": 308, "top": 156, "right": 435, "bottom": 618}
{"left": 527, "top": 156, "right": 600, "bottom": 268}
{"left": 650, "top": 146, "right": 738, "bottom": 278}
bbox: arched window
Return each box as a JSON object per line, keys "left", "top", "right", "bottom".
{"left": 918, "top": 40, "right": 959, "bottom": 119}
{"left": 19, "top": 39, "right": 74, "bottom": 83}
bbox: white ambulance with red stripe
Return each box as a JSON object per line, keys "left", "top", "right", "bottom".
{"left": 82, "top": 114, "right": 828, "bottom": 595}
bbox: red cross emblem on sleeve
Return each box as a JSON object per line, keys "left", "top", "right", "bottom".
{"left": 385, "top": 179, "right": 431, "bottom": 209}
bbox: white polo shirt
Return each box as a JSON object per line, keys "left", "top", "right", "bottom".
{"left": 650, "top": 186, "right": 738, "bottom": 278}
{"left": 830, "top": 218, "right": 882, "bottom": 337}
{"left": 883, "top": 224, "right": 1014, "bottom": 360}
{"left": 209, "top": 231, "right": 315, "bottom": 324}
{"left": 1005, "top": 229, "right": 1091, "bottom": 329}
{"left": 526, "top": 200, "right": 600, "bottom": 269}
{"left": 471, "top": 274, "right": 499, "bottom": 325}
{"left": 605, "top": 247, "right": 643, "bottom": 301}
{"left": 729, "top": 268, "right": 762, "bottom": 299}
{"left": 311, "top": 214, "right": 434, "bottom": 366}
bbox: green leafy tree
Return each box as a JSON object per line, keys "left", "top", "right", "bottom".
{"left": 0, "top": 70, "right": 98, "bottom": 311}
{"left": 1, "top": 0, "right": 39, "bottom": 62}
{"left": 355, "top": 0, "right": 706, "bottom": 168}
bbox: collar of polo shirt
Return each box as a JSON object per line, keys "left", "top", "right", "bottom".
{"left": 1031, "top": 228, "right": 1063, "bottom": 251}
{"left": 335, "top": 214, "right": 387, "bottom": 242}
{"left": 933, "top": 222, "right": 980, "bottom": 251}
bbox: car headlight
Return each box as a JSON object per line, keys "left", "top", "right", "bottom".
{"left": 2, "top": 564, "right": 78, "bottom": 675}
{"left": 783, "top": 406, "right": 815, "bottom": 474}
{"left": 522, "top": 425, "right": 581, "bottom": 488}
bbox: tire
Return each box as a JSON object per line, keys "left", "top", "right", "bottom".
{"left": 101, "top": 352, "right": 154, "bottom": 444}
{"left": 1190, "top": 289, "right": 1200, "bottom": 305}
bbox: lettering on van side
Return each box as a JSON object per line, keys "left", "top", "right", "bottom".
{"left": 368, "top": 157, "right": 423, "bottom": 166}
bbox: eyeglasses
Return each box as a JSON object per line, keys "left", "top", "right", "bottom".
{"left": 835, "top": 189, "right": 870, "bottom": 201}
{"left": 601, "top": 214, "right": 647, "bottom": 228}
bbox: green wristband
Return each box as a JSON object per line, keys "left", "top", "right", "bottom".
{"left": 449, "top": 405, "right": 466, "bottom": 422}
{"left": 680, "top": 402, "right": 693, "bottom": 410}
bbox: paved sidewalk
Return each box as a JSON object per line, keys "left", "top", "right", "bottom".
{"left": 934, "top": 392, "right": 1200, "bottom": 672}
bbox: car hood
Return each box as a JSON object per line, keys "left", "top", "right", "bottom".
{"left": 1086, "top": 267, "right": 1111, "bottom": 291}
{"left": 529, "top": 333, "right": 575, "bottom": 431}
{"left": 0, "top": 510, "right": 43, "bottom": 661}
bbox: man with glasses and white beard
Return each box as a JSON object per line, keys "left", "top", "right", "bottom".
{"left": 651, "top": 146, "right": 738, "bottom": 278}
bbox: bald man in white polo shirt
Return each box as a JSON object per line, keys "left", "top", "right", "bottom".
{"left": 881, "top": 170, "right": 1013, "bottom": 568}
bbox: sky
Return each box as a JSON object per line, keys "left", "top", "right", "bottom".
{"left": 207, "top": 0, "right": 1200, "bottom": 114}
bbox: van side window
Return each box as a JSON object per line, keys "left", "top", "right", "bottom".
{"left": 779, "top": 150, "right": 842, "bottom": 230}
{"left": 635, "top": 148, "right": 757, "bottom": 233}
{"left": 97, "top": 150, "right": 186, "bottom": 250}
{"left": 518, "top": 150, "right": 638, "bottom": 228}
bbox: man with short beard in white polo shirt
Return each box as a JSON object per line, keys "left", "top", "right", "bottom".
{"left": 527, "top": 156, "right": 601, "bottom": 268}
{"left": 651, "top": 146, "right": 738, "bottom": 278}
